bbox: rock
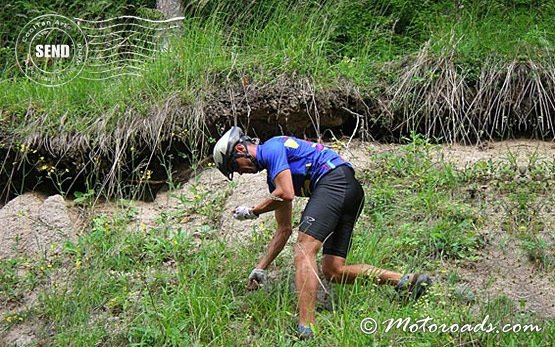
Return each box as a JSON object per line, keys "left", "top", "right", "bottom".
{"left": 37, "top": 195, "right": 75, "bottom": 249}
{"left": 0, "top": 193, "right": 43, "bottom": 259}
{"left": 0, "top": 193, "right": 78, "bottom": 260}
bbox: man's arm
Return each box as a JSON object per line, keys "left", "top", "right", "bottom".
{"left": 255, "top": 201, "right": 293, "bottom": 270}
{"left": 246, "top": 170, "right": 295, "bottom": 290}
{"left": 251, "top": 169, "right": 295, "bottom": 216}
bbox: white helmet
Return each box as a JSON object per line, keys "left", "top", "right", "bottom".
{"left": 213, "top": 126, "right": 245, "bottom": 180}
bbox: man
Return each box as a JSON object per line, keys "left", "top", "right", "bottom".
{"left": 212, "top": 127, "right": 431, "bottom": 339}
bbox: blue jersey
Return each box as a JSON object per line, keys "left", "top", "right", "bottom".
{"left": 256, "top": 136, "right": 352, "bottom": 197}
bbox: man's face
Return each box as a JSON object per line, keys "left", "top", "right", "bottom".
{"left": 231, "top": 144, "right": 258, "bottom": 175}
{"left": 233, "top": 156, "right": 258, "bottom": 175}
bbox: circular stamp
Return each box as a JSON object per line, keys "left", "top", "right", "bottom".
{"left": 15, "top": 14, "right": 88, "bottom": 87}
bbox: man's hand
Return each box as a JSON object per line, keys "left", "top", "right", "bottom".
{"left": 247, "top": 268, "right": 267, "bottom": 291}
{"left": 233, "top": 206, "right": 258, "bottom": 220}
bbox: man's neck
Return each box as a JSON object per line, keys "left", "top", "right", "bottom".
{"left": 247, "top": 143, "right": 258, "bottom": 158}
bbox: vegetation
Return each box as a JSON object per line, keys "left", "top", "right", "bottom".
{"left": 2, "top": 1, "right": 555, "bottom": 133}
{"left": 1, "top": 139, "right": 553, "bottom": 346}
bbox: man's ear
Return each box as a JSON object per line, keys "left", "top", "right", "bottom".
{"left": 234, "top": 143, "right": 246, "bottom": 153}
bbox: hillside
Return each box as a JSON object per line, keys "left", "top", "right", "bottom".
{"left": 1, "top": 0, "right": 555, "bottom": 200}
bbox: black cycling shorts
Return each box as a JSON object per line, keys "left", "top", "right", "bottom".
{"left": 298, "top": 165, "right": 365, "bottom": 258}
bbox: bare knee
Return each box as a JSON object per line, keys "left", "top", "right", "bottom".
{"left": 322, "top": 254, "right": 345, "bottom": 282}
{"left": 322, "top": 255, "right": 346, "bottom": 282}
{"left": 322, "top": 263, "right": 341, "bottom": 281}
{"left": 294, "top": 233, "right": 321, "bottom": 265}
{"left": 294, "top": 243, "right": 316, "bottom": 265}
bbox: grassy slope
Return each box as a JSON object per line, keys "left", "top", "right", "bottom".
{"left": 1, "top": 1, "right": 554, "bottom": 139}
{"left": 1, "top": 139, "right": 553, "bottom": 346}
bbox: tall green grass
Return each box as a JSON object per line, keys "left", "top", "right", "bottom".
{"left": 2, "top": 0, "right": 554, "bottom": 138}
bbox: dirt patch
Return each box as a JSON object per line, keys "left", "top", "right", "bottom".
{"left": 0, "top": 194, "right": 83, "bottom": 347}
{"left": 132, "top": 168, "right": 229, "bottom": 228}
{"left": 438, "top": 141, "right": 555, "bottom": 319}
{"left": 219, "top": 170, "right": 277, "bottom": 243}
{"left": 455, "top": 213, "right": 555, "bottom": 318}
{"left": 431, "top": 139, "right": 555, "bottom": 169}
{"left": 90, "top": 167, "right": 232, "bottom": 236}
{"left": 325, "top": 139, "right": 555, "bottom": 172}
{"left": 0, "top": 317, "right": 45, "bottom": 347}
{"left": 332, "top": 140, "right": 555, "bottom": 318}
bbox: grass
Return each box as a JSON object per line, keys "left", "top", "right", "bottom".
{"left": 1, "top": 138, "right": 553, "bottom": 346}
{"left": 2, "top": 1, "right": 555, "bottom": 137}
{"left": 357, "top": 135, "right": 481, "bottom": 264}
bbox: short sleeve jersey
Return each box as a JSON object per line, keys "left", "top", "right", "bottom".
{"left": 256, "top": 136, "right": 352, "bottom": 197}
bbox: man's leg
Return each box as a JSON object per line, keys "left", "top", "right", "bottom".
{"left": 294, "top": 232, "right": 322, "bottom": 327}
{"left": 322, "top": 254, "right": 405, "bottom": 285}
